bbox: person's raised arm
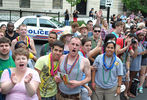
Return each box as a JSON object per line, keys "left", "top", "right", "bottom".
{"left": 24, "top": 73, "right": 39, "bottom": 97}
{"left": 30, "top": 39, "right": 37, "bottom": 55}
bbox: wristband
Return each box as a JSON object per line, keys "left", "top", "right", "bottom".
{"left": 117, "top": 85, "right": 121, "bottom": 87}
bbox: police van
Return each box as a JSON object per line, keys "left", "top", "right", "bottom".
{"left": 14, "top": 15, "right": 70, "bottom": 40}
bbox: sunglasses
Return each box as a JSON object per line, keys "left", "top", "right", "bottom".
{"left": 94, "top": 30, "right": 101, "bottom": 32}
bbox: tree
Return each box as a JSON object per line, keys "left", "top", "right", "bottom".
{"left": 122, "top": 0, "right": 147, "bottom": 14}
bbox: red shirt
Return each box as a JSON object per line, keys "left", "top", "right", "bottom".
{"left": 116, "top": 38, "right": 132, "bottom": 57}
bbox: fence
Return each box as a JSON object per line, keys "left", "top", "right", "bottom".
{"left": 0, "top": 9, "right": 60, "bottom": 22}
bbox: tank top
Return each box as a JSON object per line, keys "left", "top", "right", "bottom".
{"left": 59, "top": 55, "right": 83, "bottom": 95}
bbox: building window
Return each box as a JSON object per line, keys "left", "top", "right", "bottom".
{"left": 0, "top": 0, "right": 2, "bottom": 7}
{"left": 100, "top": 0, "right": 106, "bottom": 9}
{"left": 20, "top": 0, "right": 30, "bottom": 8}
{"left": 53, "top": 0, "right": 63, "bottom": 9}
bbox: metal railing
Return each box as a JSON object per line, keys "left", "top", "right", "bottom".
{"left": 0, "top": 9, "right": 60, "bottom": 22}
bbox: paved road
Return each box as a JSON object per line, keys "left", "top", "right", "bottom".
{"left": 35, "top": 41, "right": 147, "bottom": 100}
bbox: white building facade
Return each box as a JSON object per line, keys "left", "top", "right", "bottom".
{"left": 0, "top": 0, "right": 124, "bottom": 17}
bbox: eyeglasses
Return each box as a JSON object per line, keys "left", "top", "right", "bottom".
{"left": 94, "top": 30, "right": 101, "bottom": 32}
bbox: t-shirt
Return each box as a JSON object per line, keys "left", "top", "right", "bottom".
{"left": 0, "top": 56, "right": 15, "bottom": 78}
{"left": 111, "top": 32, "right": 119, "bottom": 38}
{"left": 29, "top": 52, "right": 34, "bottom": 59}
{"left": 5, "top": 31, "right": 19, "bottom": 42}
{"left": 130, "top": 42, "right": 145, "bottom": 71}
{"left": 93, "top": 54, "right": 123, "bottom": 89}
{"left": 116, "top": 38, "right": 133, "bottom": 61}
{"left": 34, "top": 55, "right": 57, "bottom": 97}
{"left": 120, "top": 15, "right": 127, "bottom": 23}
{"left": 40, "top": 43, "right": 51, "bottom": 57}
{"left": 1, "top": 68, "right": 40, "bottom": 100}
{"left": 90, "top": 37, "right": 98, "bottom": 49}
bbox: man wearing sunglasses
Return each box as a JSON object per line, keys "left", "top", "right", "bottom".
{"left": 91, "top": 25, "right": 101, "bottom": 49}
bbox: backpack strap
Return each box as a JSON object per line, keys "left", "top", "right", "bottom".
{"left": 7, "top": 68, "right": 11, "bottom": 78}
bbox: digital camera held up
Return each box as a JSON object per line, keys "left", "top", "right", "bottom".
{"left": 131, "top": 38, "right": 137, "bottom": 44}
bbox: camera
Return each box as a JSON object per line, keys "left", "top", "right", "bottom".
{"left": 131, "top": 39, "right": 137, "bottom": 44}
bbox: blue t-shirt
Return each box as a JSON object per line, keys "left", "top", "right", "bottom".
{"left": 93, "top": 54, "right": 123, "bottom": 89}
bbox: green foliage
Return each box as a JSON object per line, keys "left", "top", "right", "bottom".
{"left": 70, "top": 20, "right": 85, "bottom": 26}
{"left": 66, "top": 0, "right": 86, "bottom": 7}
{"left": 122, "top": 0, "right": 147, "bottom": 13}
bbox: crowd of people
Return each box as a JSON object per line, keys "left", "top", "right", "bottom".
{"left": 0, "top": 9, "right": 146, "bottom": 100}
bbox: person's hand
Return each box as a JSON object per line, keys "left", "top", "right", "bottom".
{"left": 67, "top": 80, "right": 81, "bottom": 89}
{"left": 54, "top": 75, "right": 62, "bottom": 83}
{"left": 126, "top": 39, "right": 131, "bottom": 47}
{"left": 88, "top": 88, "right": 92, "bottom": 96}
{"left": 96, "top": 10, "right": 102, "bottom": 18}
{"left": 24, "top": 73, "right": 32, "bottom": 84}
{"left": 116, "top": 86, "right": 121, "bottom": 95}
{"left": 91, "top": 82, "right": 96, "bottom": 90}
{"left": 11, "top": 73, "right": 17, "bottom": 85}
{"left": 132, "top": 40, "right": 138, "bottom": 49}
{"left": 97, "top": 36, "right": 102, "bottom": 47}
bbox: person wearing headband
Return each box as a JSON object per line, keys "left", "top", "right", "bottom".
{"left": 91, "top": 40, "right": 123, "bottom": 100}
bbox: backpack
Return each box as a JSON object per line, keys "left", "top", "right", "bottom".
{"left": 130, "top": 78, "right": 140, "bottom": 96}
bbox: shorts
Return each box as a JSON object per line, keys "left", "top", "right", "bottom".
{"left": 141, "top": 57, "right": 147, "bottom": 66}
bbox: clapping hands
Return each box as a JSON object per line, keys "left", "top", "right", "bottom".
{"left": 11, "top": 73, "right": 17, "bottom": 85}
{"left": 24, "top": 73, "right": 33, "bottom": 84}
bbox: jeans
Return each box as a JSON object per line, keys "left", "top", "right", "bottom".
{"left": 65, "top": 20, "right": 69, "bottom": 26}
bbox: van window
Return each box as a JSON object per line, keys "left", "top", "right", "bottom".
{"left": 39, "top": 19, "right": 56, "bottom": 28}
{"left": 22, "top": 18, "right": 37, "bottom": 26}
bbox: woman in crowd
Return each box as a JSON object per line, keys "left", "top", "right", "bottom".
{"left": 1, "top": 48, "right": 40, "bottom": 100}
{"left": 14, "top": 41, "right": 37, "bottom": 68}
{"left": 78, "top": 38, "right": 92, "bottom": 100}
{"left": 88, "top": 34, "right": 117, "bottom": 64}
{"left": 125, "top": 18, "right": 133, "bottom": 29}
{"left": 0, "top": 24, "right": 7, "bottom": 35}
{"left": 91, "top": 40, "right": 123, "bottom": 100}
{"left": 64, "top": 9, "right": 70, "bottom": 26}
{"left": 138, "top": 30, "right": 147, "bottom": 93}
{"left": 73, "top": 10, "right": 79, "bottom": 22}
{"left": 128, "top": 30, "right": 145, "bottom": 97}
{"left": 101, "top": 19, "right": 109, "bottom": 41}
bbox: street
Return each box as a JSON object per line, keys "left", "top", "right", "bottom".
{"left": 35, "top": 41, "right": 147, "bottom": 100}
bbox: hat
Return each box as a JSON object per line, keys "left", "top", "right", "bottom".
{"left": 60, "top": 30, "right": 73, "bottom": 42}
{"left": 136, "top": 30, "right": 144, "bottom": 35}
{"left": 79, "top": 24, "right": 88, "bottom": 30}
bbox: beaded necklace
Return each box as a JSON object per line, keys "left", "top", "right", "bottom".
{"left": 102, "top": 53, "right": 116, "bottom": 84}
{"left": 64, "top": 54, "right": 79, "bottom": 80}
{"left": 48, "top": 53, "right": 59, "bottom": 76}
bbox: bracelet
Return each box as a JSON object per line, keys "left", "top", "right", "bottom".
{"left": 117, "top": 85, "right": 121, "bottom": 87}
